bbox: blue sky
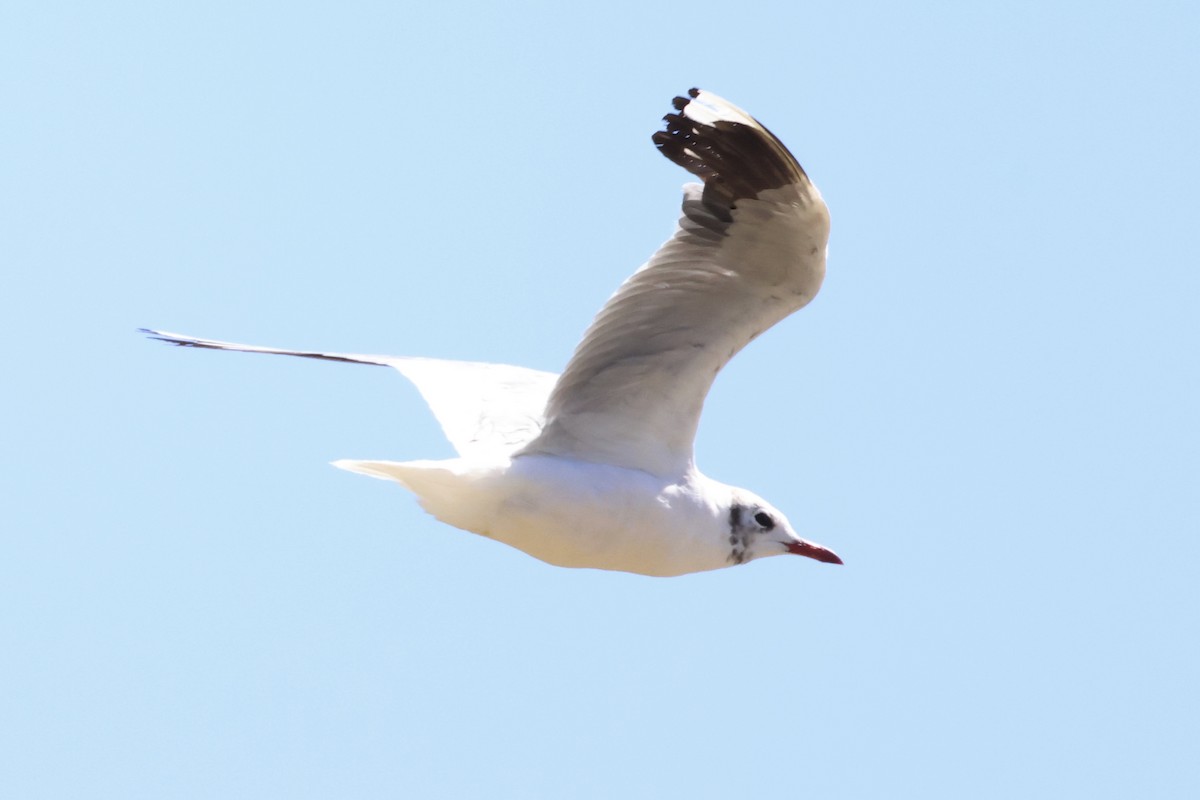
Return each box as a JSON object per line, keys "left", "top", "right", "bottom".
{"left": 3, "top": 1, "right": 1198, "bottom": 797}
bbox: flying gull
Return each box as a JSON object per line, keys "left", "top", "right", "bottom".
{"left": 144, "top": 88, "right": 839, "bottom": 576}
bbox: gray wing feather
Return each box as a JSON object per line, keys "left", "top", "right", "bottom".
{"left": 520, "top": 89, "right": 830, "bottom": 477}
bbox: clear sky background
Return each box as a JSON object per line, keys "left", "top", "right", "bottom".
{"left": 3, "top": 1, "right": 1198, "bottom": 798}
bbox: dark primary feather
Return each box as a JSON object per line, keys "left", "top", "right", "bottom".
{"left": 652, "top": 88, "right": 809, "bottom": 225}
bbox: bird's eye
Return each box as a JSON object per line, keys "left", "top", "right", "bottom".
{"left": 753, "top": 511, "right": 774, "bottom": 530}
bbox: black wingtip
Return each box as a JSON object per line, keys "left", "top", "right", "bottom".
{"left": 653, "top": 88, "right": 807, "bottom": 209}
{"left": 139, "top": 328, "right": 213, "bottom": 349}
{"left": 140, "top": 328, "right": 179, "bottom": 345}
{"left": 139, "top": 327, "right": 172, "bottom": 343}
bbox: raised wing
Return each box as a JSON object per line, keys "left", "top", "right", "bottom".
{"left": 519, "top": 89, "right": 830, "bottom": 478}
{"left": 142, "top": 330, "right": 557, "bottom": 459}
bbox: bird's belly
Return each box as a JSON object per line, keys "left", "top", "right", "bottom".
{"left": 465, "top": 458, "right": 724, "bottom": 577}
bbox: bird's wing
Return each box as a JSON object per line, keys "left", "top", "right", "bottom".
{"left": 519, "top": 89, "right": 830, "bottom": 478}
{"left": 386, "top": 357, "right": 557, "bottom": 458}
{"left": 141, "top": 330, "right": 557, "bottom": 459}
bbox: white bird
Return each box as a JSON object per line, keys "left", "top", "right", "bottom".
{"left": 144, "top": 88, "right": 840, "bottom": 576}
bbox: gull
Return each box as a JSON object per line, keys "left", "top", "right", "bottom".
{"left": 144, "top": 88, "right": 839, "bottom": 576}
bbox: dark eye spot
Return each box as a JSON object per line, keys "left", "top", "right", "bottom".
{"left": 754, "top": 511, "right": 774, "bottom": 530}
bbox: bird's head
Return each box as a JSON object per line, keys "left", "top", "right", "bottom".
{"left": 726, "top": 492, "right": 842, "bottom": 567}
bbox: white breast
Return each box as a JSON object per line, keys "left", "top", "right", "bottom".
{"left": 459, "top": 456, "right": 732, "bottom": 577}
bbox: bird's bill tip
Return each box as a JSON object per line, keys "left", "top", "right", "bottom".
{"left": 786, "top": 540, "right": 843, "bottom": 565}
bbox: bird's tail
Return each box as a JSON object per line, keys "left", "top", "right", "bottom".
{"left": 333, "top": 458, "right": 494, "bottom": 535}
